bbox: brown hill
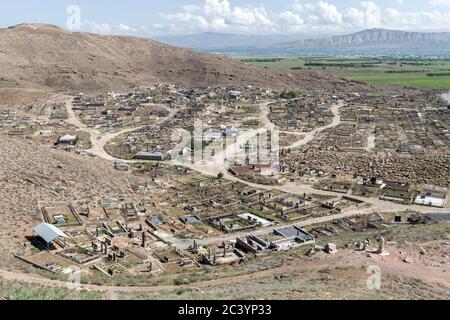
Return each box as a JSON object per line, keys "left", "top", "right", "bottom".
{"left": 0, "top": 24, "right": 364, "bottom": 93}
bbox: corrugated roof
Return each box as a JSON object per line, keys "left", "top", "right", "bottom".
{"left": 33, "top": 223, "right": 68, "bottom": 243}
{"left": 59, "top": 134, "right": 77, "bottom": 142}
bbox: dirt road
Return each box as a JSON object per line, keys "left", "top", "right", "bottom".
{"left": 64, "top": 97, "right": 179, "bottom": 162}
{"left": 2, "top": 244, "right": 448, "bottom": 295}
{"left": 286, "top": 101, "right": 343, "bottom": 149}
{"left": 62, "top": 95, "right": 448, "bottom": 249}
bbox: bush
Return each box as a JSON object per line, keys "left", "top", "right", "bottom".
{"left": 280, "top": 90, "right": 300, "bottom": 100}
{"left": 174, "top": 278, "right": 191, "bottom": 286}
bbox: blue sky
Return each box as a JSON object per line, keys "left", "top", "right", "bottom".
{"left": 2, "top": 0, "right": 450, "bottom": 36}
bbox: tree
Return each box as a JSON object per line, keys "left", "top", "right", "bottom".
{"left": 217, "top": 172, "right": 224, "bottom": 180}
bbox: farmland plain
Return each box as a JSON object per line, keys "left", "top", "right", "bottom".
{"left": 242, "top": 57, "right": 450, "bottom": 89}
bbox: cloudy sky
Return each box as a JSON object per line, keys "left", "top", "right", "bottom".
{"left": 2, "top": 0, "right": 450, "bottom": 36}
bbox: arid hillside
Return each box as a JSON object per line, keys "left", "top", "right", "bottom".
{"left": 0, "top": 138, "right": 142, "bottom": 266}
{"left": 0, "top": 24, "right": 364, "bottom": 93}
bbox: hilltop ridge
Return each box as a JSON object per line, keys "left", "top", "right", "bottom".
{"left": 0, "top": 24, "right": 363, "bottom": 93}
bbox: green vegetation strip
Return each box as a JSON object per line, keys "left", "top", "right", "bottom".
{"left": 244, "top": 57, "right": 450, "bottom": 89}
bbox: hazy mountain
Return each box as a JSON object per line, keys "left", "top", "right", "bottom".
{"left": 153, "top": 32, "right": 306, "bottom": 50}
{"left": 0, "top": 24, "right": 365, "bottom": 93}
{"left": 273, "top": 29, "right": 450, "bottom": 49}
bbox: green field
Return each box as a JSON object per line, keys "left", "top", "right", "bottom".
{"left": 243, "top": 57, "right": 450, "bottom": 89}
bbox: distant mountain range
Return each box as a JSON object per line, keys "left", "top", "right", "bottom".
{"left": 273, "top": 29, "right": 450, "bottom": 49}
{"left": 153, "top": 32, "right": 306, "bottom": 50}
{"left": 154, "top": 29, "right": 450, "bottom": 51}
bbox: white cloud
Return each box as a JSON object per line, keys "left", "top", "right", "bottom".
{"left": 361, "top": 1, "right": 382, "bottom": 28}
{"left": 286, "top": 1, "right": 342, "bottom": 25}
{"left": 81, "top": 21, "right": 113, "bottom": 34}
{"left": 119, "top": 24, "right": 138, "bottom": 33}
{"left": 343, "top": 8, "right": 365, "bottom": 29}
{"left": 78, "top": 1, "right": 450, "bottom": 36}
{"left": 80, "top": 21, "right": 142, "bottom": 35}
{"left": 430, "top": 0, "right": 450, "bottom": 8}
{"left": 282, "top": 1, "right": 450, "bottom": 33}
{"left": 381, "top": 8, "right": 450, "bottom": 29}
{"left": 306, "top": 1, "right": 343, "bottom": 25}
{"left": 291, "top": 0, "right": 304, "bottom": 13}
{"left": 160, "top": 0, "right": 277, "bottom": 33}
{"left": 278, "top": 11, "right": 304, "bottom": 32}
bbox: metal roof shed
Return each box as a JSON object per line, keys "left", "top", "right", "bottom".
{"left": 33, "top": 223, "right": 68, "bottom": 244}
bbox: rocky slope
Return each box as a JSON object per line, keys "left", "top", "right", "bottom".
{"left": 0, "top": 137, "right": 141, "bottom": 262}
{"left": 0, "top": 24, "right": 363, "bottom": 93}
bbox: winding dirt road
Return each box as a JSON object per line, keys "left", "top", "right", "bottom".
{"left": 64, "top": 97, "right": 179, "bottom": 162}
{"left": 63, "top": 96, "right": 448, "bottom": 246}
{"left": 1, "top": 96, "right": 449, "bottom": 294}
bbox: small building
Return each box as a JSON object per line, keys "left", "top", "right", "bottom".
{"left": 229, "top": 91, "right": 242, "bottom": 100}
{"left": 236, "top": 235, "right": 269, "bottom": 254}
{"left": 58, "top": 134, "right": 78, "bottom": 145}
{"left": 32, "top": 223, "right": 69, "bottom": 249}
{"left": 270, "top": 226, "right": 314, "bottom": 251}
{"left": 134, "top": 151, "right": 165, "bottom": 161}
{"left": 237, "top": 213, "right": 273, "bottom": 227}
{"left": 383, "top": 180, "right": 411, "bottom": 192}
{"left": 381, "top": 180, "right": 413, "bottom": 204}
{"left": 180, "top": 215, "right": 202, "bottom": 225}
{"left": 414, "top": 188, "right": 447, "bottom": 208}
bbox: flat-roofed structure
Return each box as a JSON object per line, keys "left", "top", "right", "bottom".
{"left": 270, "top": 226, "right": 314, "bottom": 251}
{"left": 180, "top": 215, "right": 202, "bottom": 224}
{"left": 134, "top": 151, "right": 165, "bottom": 161}
{"left": 415, "top": 188, "right": 447, "bottom": 208}
{"left": 274, "top": 226, "right": 313, "bottom": 239}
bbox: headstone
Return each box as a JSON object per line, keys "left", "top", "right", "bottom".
{"left": 193, "top": 240, "right": 198, "bottom": 253}
{"left": 377, "top": 237, "right": 389, "bottom": 256}
{"left": 141, "top": 231, "right": 146, "bottom": 248}
{"left": 325, "top": 243, "right": 338, "bottom": 254}
{"left": 377, "top": 237, "right": 385, "bottom": 254}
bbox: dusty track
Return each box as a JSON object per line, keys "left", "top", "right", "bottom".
{"left": 2, "top": 246, "right": 448, "bottom": 294}
{"left": 64, "top": 97, "right": 179, "bottom": 162}
{"left": 2, "top": 96, "right": 444, "bottom": 294}
{"left": 63, "top": 96, "right": 449, "bottom": 249}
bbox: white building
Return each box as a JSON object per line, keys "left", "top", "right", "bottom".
{"left": 58, "top": 134, "right": 77, "bottom": 144}
{"left": 415, "top": 188, "right": 447, "bottom": 208}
